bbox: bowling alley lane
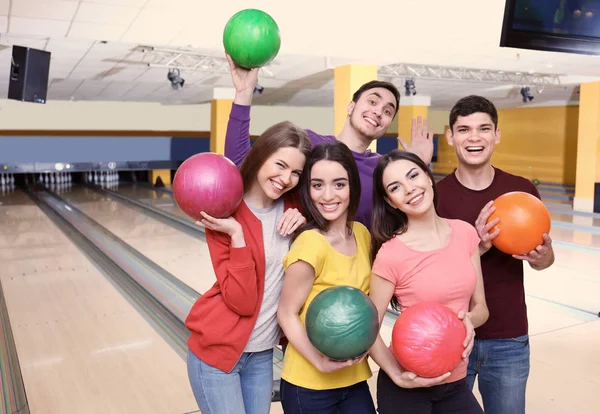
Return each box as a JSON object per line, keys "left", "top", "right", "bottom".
{"left": 524, "top": 242, "right": 600, "bottom": 317}
{"left": 113, "top": 183, "right": 192, "bottom": 223}
{"left": 56, "top": 185, "right": 217, "bottom": 295}
{"left": 0, "top": 189, "right": 198, "bottom": 414}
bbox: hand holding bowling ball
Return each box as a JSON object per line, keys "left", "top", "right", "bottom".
{"left": 457, "top": 311, "right": 475, "bottom": 361}
{"left": 474, "top": 199, "right": 500, "bottom": 255}
{"left": 314, "top": 351, "right": 368, "bottom": 374}
{"left": 393, "top": 369, "right": 451, "bottom": 389}
{"left": 484, "top": 191, "right": 551, "bottom": 256}
{"left": 226, "top": 54, "right": 259, "bottom": 103}
{"left": 195, "top": 211, "right": 244, "bottom": 244}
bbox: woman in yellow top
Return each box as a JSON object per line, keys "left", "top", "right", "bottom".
{"left": 277, "top": 141, "right": 375, "bottom": 413}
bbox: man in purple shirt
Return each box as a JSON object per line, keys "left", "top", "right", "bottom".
{"left": 223, "top": 56, "right": 434, "bottom": 230}
{"left": 436, "top": 95, "right": 555, "bottom": 414}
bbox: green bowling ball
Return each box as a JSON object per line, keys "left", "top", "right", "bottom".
{"left": 305, "top": 286, "right": 379, "bottom": 361}
{"left": 223, "top": 9, "right": 281, "bottom": 69}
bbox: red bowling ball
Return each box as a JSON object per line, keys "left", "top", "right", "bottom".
{"left": 391, "top": 302, "right": 466, "bottom": 378}
{"left": 173, "top": 153, "right": 244, "bottom": 221}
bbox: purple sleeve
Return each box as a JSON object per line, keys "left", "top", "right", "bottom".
{"left": 224, "top": 103, "right": 252, "bottom": 168}
{"left": 305, "top": 129, "right": 334, "bottom": 147}
{"left": 223, "top": 106, "right": 334, "bottom": 168}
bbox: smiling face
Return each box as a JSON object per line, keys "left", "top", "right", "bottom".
{"left": 446, "top": 112, "right": 501, "bottom": 168}
{"left": 381, "top": 159, "right": 435, "bottom": 217}
{"left": 348, "top": 87, "right": 397, "bottom": 141}
{"left": 255, "top": 147, "right": 306, "bottom": 200}
{"left": 309, "top": 160, "right": 351, "bottom": 223}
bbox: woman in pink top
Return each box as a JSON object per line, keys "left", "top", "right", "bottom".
{"left": 367, "top": 150, "right": 489, "bottom": 414}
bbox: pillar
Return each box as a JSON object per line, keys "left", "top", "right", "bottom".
{"left": 396, "top": 95, "right": 431, "bottom": 150}
{"left": 149, "top": 169, "right": 171, "bottom": 186}
{"left": 210, "top": 87, "right": 235, "bottom": 155}
{"left": 334, "top": 64, "right": 379, "bottom": 151}
{"left": 574, "top": 82, "right": 600, "bottom": 213}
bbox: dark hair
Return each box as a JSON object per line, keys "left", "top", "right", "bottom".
{"left": 239, "top": 121, "right": 312, "bottom": 193}
{"left": 291, "top": 141, "right": 361, "bottom": 242}
{"left": 352, "top": 80, "right": 401, "bottom": 117}
{"left": 449, "top": 95, "right": 499, "bottom": 132}
{"left": 370, "top": 150, "right": 438, "bottom": 311}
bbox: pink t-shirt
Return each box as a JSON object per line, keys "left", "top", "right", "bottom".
{"left": 372, "top": 218, "right": 480, "bottom": 383}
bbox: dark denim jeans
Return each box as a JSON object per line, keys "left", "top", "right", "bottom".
{"left": 377, "top": 370, "right": 483, "bottom": 414}
{"left": 467, "top": 334, "right": 531, "bottom": 414}
{"left": 280, "top": 378, "right": 376, "bottom": 414}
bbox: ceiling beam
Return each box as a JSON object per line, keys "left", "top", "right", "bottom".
{"left": 137, "top": 46, "right": 274, "bottom": 77}
{"left": 378, "top": 63, "right": 563, "bottom": 87}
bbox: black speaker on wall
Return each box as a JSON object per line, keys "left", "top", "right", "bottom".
{"left": 8, "top": 45, "right": 51, "bottom": 104}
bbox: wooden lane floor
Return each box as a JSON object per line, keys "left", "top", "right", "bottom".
{"left": 112, "top": 183, "right": 193, "bottom": 223}
{"left": 0, "top": 189, "right": 198, "bottom": 413}
{"left": 58, "top": 185, "right": 216, "bottom": 295}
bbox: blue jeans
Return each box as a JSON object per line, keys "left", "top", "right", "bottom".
{"left": 466, "top": 334, "right": 530, "bottom": 414}
{"left": 280, "top": 378, "right": 376, "bottom": 414}
{"left": 187, "top": 348, "right": 273, "bottom": 414}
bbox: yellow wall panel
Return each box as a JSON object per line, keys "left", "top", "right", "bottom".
{"left": 432, "top": 105, "right": 579, "bottom": 184}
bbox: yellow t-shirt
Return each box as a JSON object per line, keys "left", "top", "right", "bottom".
{"left": 281, "top": 222, "right": 373, "bottom": 390}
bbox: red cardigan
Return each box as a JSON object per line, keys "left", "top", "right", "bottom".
{"left": 185, "top": 193, "right": 301, "bottom": 373}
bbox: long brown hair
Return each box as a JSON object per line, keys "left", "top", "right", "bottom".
{"left": 291, "top": 141, "right": 361, "bottom": 243}
{"left": 239, "top": 121, "right": 312, "bottom": 193}
{"left": 370, "top": 150, "right": 438, "bottom": 311}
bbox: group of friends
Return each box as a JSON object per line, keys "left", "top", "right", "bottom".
{"left": 183, "top": 55, "right": 556, "bottom": 414}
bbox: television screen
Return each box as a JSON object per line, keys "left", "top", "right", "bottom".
{"left": 500, "top": 0, "right": 600, "bottom": 55}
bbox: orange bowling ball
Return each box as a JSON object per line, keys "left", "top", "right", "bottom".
{"left": 486, "top": 191, "right": 551, "bottom": 255}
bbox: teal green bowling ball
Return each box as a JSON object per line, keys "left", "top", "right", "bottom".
{"left": 223, "top": 9, "right": 281, "bottom": 69}
{"left": 305, "top": 286, "right": 379, "bottom": 361}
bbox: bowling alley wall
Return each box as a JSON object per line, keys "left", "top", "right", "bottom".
{"left": 433, "top": 104, "right": 581, "bottom": 185}
{"left": 0, "top": 98, "right": 586, "bottom": 185}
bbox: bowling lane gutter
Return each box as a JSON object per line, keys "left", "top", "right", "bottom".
{"left": 26, "top": 185, "right": 196, "bottom": 358}
{"left": 0, "top": 276, "right": 30, "bottom": 414}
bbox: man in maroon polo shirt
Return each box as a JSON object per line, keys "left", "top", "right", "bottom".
{"left": 434, "top": 95, "right": 555, "bottom": 414}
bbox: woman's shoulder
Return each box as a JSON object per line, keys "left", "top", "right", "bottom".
{"left": 290, "top": 227, "right": 328, "bottom": 248}
{"left": 351, "top": 221, "right": 369, "bottom": 237}
{"left": 445, "top": 218, "right": 480, "bottom": 252}
{"left": 445, "top": 218, "right": 477, "bottom": 234}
